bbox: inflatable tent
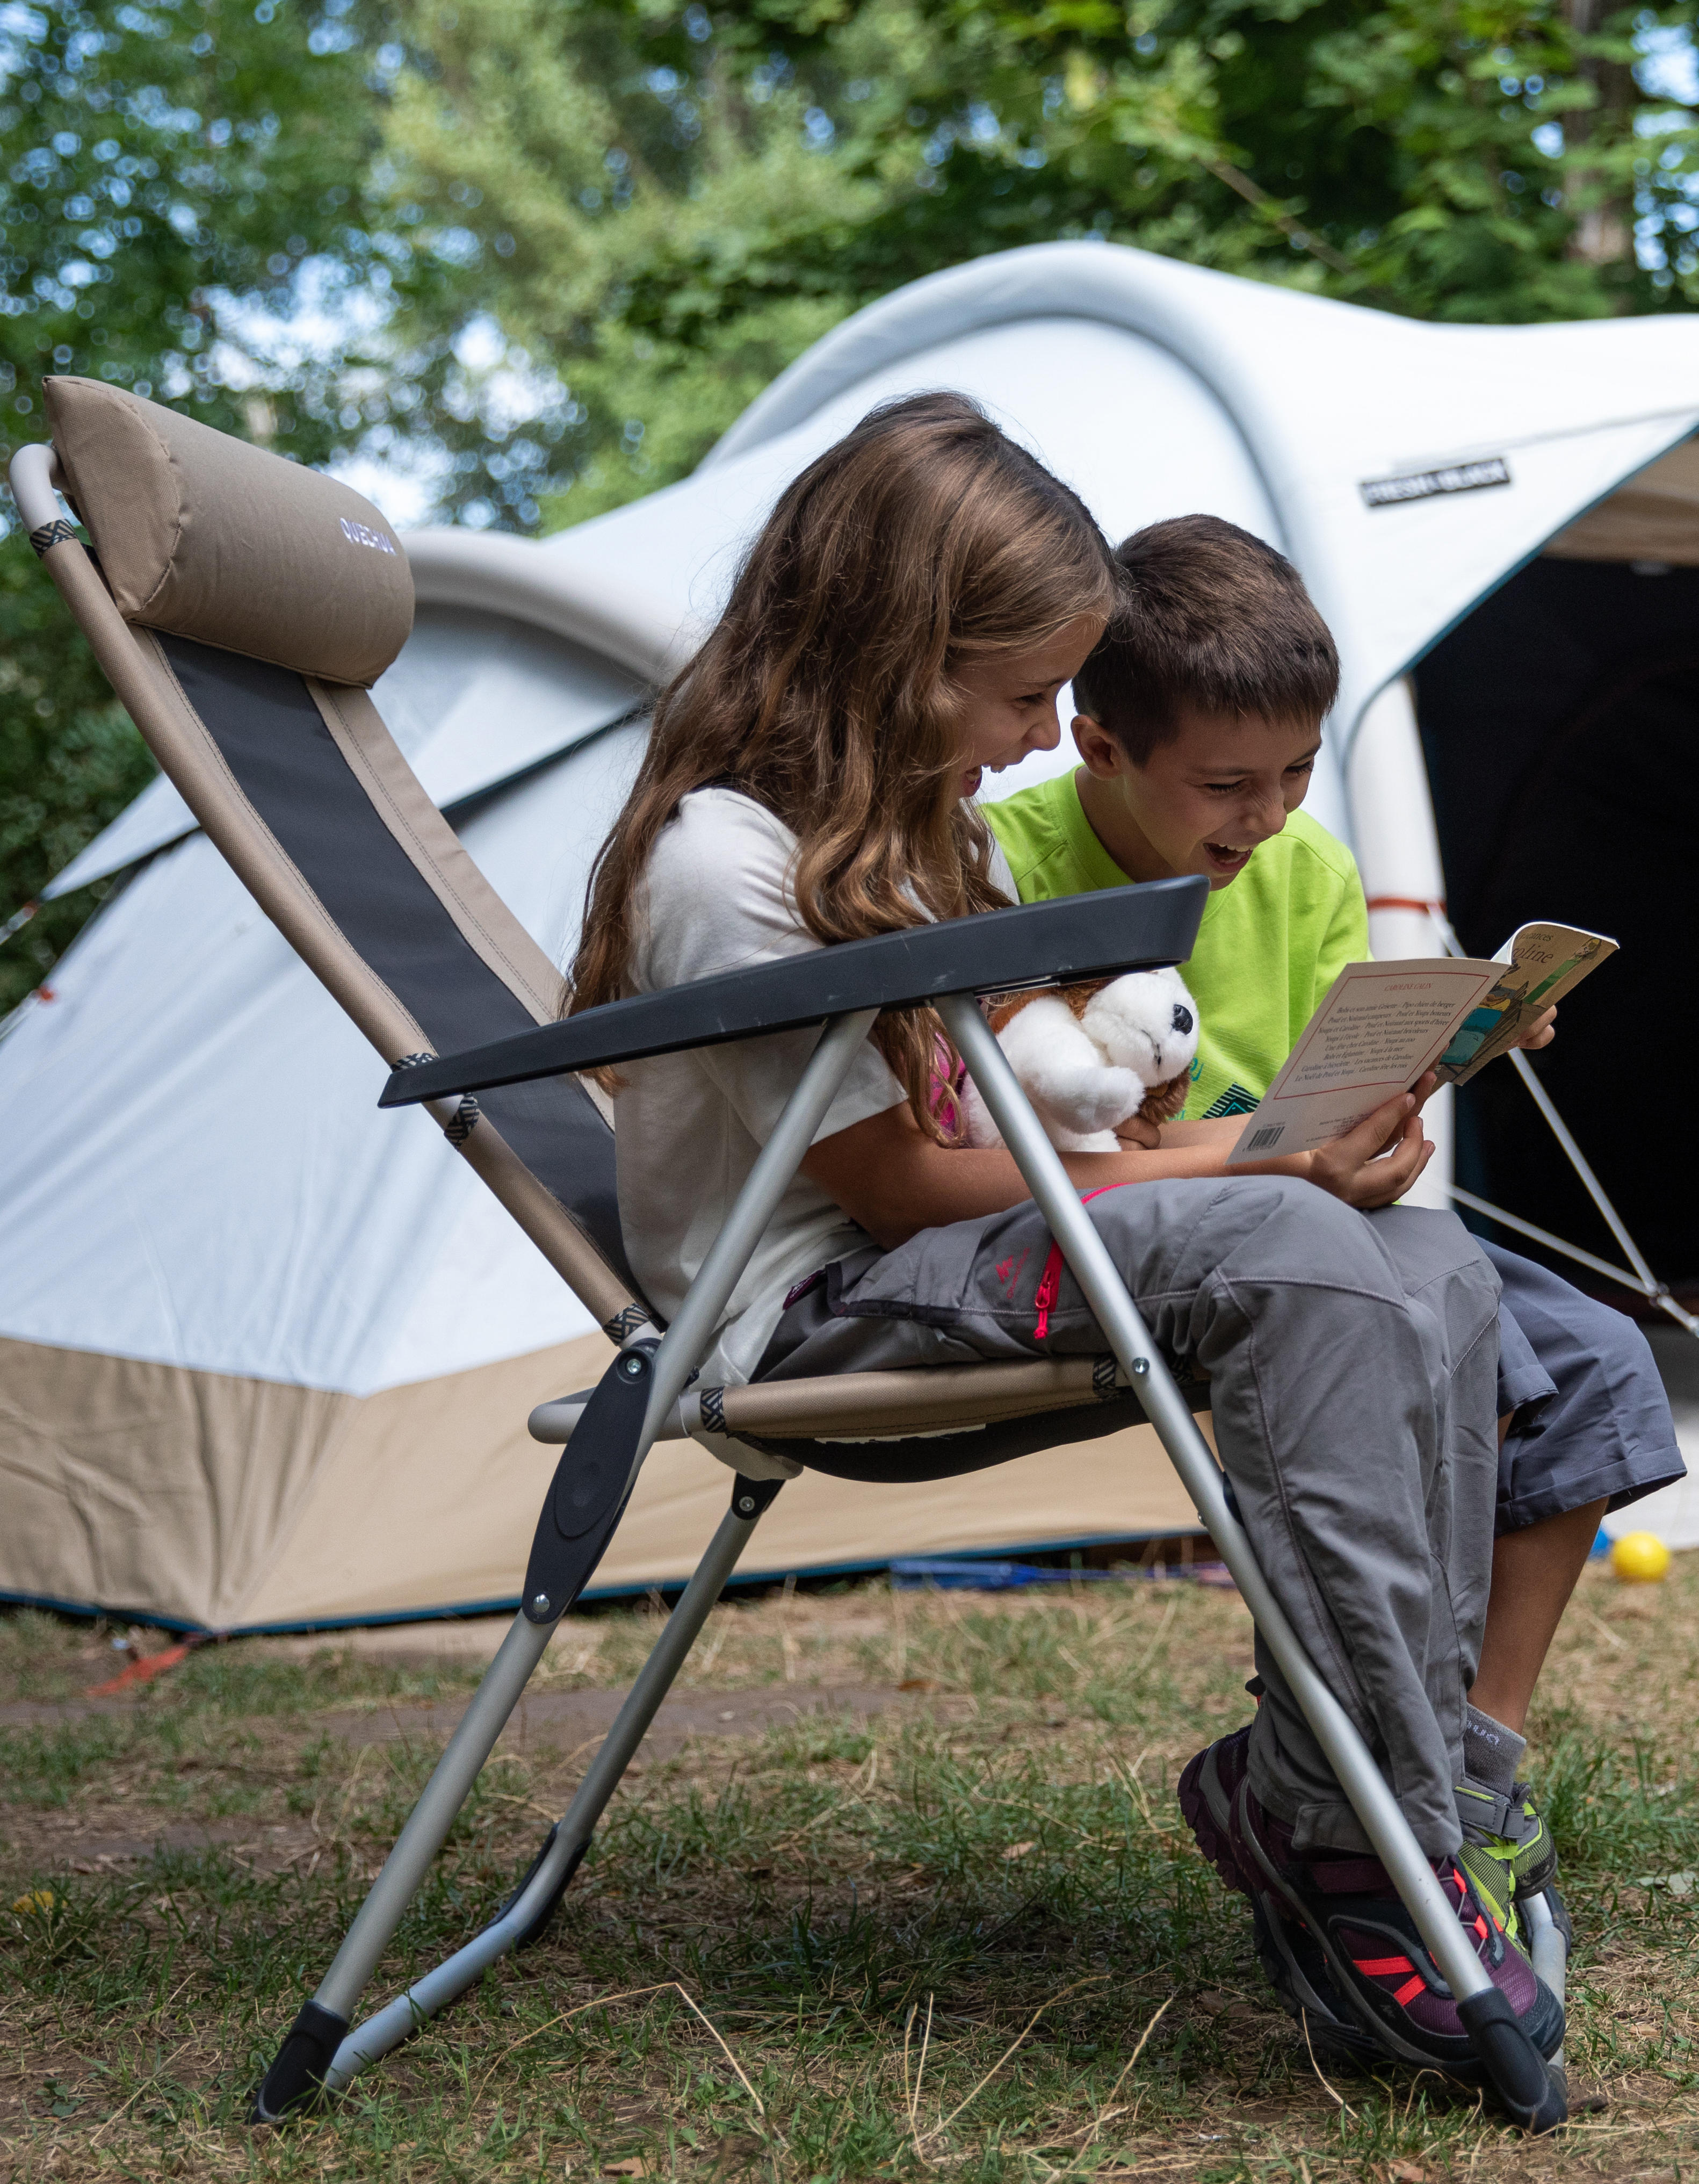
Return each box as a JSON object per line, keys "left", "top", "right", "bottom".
{"left": 4, "top": 239, "right": 1695, "bottom": 1630}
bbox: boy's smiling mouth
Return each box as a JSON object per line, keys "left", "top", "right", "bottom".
{"left": 1203, "top": 840, "right": 1255, "bottom": 877}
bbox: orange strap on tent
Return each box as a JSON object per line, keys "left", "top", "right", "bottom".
{"left": 86, "top": 1634, "right": 209, "bottom": 1696}
{"left": 1364, "top": 895, "right": 1447, "bottom": 916}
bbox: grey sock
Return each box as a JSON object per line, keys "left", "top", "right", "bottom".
{"left": 1464, "top": 1704, "right": 1527, "bottom": 1796}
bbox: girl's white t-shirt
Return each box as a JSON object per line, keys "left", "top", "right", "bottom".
{"left": 616, "top": 786, "right": 1015, "bottom": 1386}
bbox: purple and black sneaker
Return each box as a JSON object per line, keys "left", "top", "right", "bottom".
{"left": 1179, "top": 1728, "right": 1564, "bottom": 2081}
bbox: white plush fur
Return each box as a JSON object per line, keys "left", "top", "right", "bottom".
{"left": 961, "top": 967, "right": 1200, "bottom": 1153}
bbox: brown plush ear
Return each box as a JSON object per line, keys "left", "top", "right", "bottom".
{"left": 1143, "top": 1071, "right": 1192, "bottom": 1123}
{"left": 986, "top": 979, "right": 1110, "bottom": 1035}
{"left": 1060, "top": 977, "right": 1111, "bottom": 1021}
{"left": 985, "top": 991, "right": 1030, "bottom": 1035}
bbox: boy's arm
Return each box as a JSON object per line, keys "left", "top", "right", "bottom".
{"left": 801, "top": 1084, "right": 1434, "bottom": 1249}
{"left": 1316, "top": 866, "right": 1371, "bottom": 1007}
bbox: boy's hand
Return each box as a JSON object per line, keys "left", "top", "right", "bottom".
{"left": 1304, "top": 1091, "right": 1433, "bottom": 1208}
{"left": 1113, "top": 1112, "right": 1163, "bottom": 1150}
{"left": 1516, "top": 1004, "right": 1557, "bottom": 1051}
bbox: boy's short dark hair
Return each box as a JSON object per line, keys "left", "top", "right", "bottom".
{"left": 1072, "top": 515, "right": 1340, "bottom": 764}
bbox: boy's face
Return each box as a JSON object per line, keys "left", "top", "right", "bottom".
{"left": 1074, "top": 707, "right": 1322, "bottom": 889}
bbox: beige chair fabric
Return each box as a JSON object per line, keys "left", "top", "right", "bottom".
{"left": 42, "top": 376, "right": 414, "bottom": 684}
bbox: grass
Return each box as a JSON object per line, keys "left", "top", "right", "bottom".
{"left": 4, "top": 1561, "right": 1699, "bottom": 2181}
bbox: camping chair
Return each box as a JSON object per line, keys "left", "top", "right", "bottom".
{"left": 11, "top": 385, "right": 1567, "bottom": 2134}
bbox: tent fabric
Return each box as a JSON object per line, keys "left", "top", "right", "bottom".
{"left": 8, "top": 237, "right": 1699, "bottom": 1627}
{"left": 1543, "top": 439, "right": 1699, "bottom": 564}
{"left": 0, "top": 1328, "right": 1202, "bottom": 1632}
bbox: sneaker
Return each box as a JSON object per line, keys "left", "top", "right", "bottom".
{"left": 1180, "top": 1730, "right": 1565, "bottom": 2077}
{"left": 1456, "top": 1776, "right": 1558, "bottom": 1941}
{"left": 1227, "top": 1771, "right": 1564, "bottom": 2079}
{"left": 1179, "top": 1727, "right": 1381, "bottom": 2064}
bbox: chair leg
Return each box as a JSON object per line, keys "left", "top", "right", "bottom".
{"left": 251, "top": 1014, "right": 878, "bottom": 2122}
{"left": 252, "top": 1475, "right": 783, "bottom": 2120}
{"left": 1522, "top": 1886, "right": 1569, "bottom": 2094}
{"left": 939, "top": 994, "right": 1566, "bottom": 2133}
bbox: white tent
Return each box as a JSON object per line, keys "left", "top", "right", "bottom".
{"left": 4, "top": 239, "right": 1695, "bottom": 1631}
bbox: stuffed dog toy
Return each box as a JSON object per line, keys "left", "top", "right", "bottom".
{"left": 961, "top": 967, "right": 1199, "bottom": 1153}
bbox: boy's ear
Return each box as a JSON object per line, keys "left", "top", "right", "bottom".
{"left": 1073, "top": 713, "right": 1130, "bottom": 780}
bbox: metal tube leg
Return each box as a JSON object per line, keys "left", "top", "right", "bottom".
{"left": 1521, "top": 1889, "right": 1567, "bottom": 2089}
{"left": 252, "top": 1608, "right": 556, "bottom": 2121}
{"left": 1429, "top": 904, "right": 1695, "bottom": 1343}
{"left": 939, "top": 996, "right": 1564, "bottom": 2129}
{"left": 635, "top": 1009, "right": 880, "bottom": 1452}
{"left": 323, "top": 1481, "right": 782, "bottom": 2094}
{"left": 256, "top": 1014, "right": 875, "bottom": 2120}
{"left": 1506, "top": 1049, "right": 1699, "bottom": 1340}
{"left": 315, "top": 1612, "right": 555, "bottom": 2020}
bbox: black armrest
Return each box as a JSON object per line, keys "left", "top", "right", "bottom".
{"left": 380, "top": 875, "right": 1206, "bottom": 1107}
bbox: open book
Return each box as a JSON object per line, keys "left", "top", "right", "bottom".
{"left": 1225, "top": 922, "right": 1616, "bottom": 1165}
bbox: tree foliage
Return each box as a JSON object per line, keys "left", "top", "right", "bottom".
{"left": 0, "top": 0, "right": 390, "bottom": 1007}
{"left": 3, "top": 0, "right": 1698, "bottom": 1008}
{"left": 380, "top": 0, "right": 1699, "bottom": 529}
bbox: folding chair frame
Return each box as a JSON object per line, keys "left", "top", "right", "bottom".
{"left": 261, "top": 991, "right": 1565, "bottom": 2133}
{"left": 8, "top": 435, "right": 1566, "bottom": 2135}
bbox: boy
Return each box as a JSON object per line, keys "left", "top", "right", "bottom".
{"left": 984, "top": 516, "right": 1684, "bottom": 1949}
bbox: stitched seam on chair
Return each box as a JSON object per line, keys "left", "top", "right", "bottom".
{"left": 142, "top": 635, "right": 423, "bottom": 1043}
{"left": 143, "top": 622, "right": 380, "bottom": 683}
{"left": 132, "top": 408, "right": 186, "bottom": 619}
{"left": 312, "top": 680, "right": 559, "bottom": 1021}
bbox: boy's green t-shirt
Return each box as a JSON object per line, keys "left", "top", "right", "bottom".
{"left": 984, "top": 771, "right": 1368, "bottom": 1120}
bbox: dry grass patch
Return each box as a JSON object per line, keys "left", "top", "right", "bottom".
{"left": 4, "top": 1561, "right": 1698, "bottom": 2181}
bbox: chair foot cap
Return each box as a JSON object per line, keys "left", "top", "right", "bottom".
{"left": 250, "top": 2000, "right": 350, "bottom": 2124}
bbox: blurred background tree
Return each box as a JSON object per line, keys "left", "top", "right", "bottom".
{"left": 4, "top": 0, "right": 1698, "bottom": 1006}
{"left": 381, "top": 0, "right": 1699, "bottom": 528}
{"left": 0, "top": 0, "right": 391, "bottom": 1006}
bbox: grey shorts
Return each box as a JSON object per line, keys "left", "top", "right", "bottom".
{"left": 1491, "top": 1242, "right": 1685, "bottom": 1534}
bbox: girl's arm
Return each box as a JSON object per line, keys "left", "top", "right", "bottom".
{"left": 801, "top": 1085, "right": 1434, "bottom": 1250}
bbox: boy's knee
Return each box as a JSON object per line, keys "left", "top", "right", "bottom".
{"left": 1568, "top": 1290, "right": 1659, "bottom": 1378}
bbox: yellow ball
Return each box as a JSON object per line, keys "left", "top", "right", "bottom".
{"left": 1610, "top": 1531, "right": 1672, "bottom": 1584}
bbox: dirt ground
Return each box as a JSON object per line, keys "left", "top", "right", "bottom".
{"left": 4, "top": 1561, "right": 1699, "bottom": 2182}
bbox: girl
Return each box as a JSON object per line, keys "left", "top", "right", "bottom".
{"left": 569, "top": 392, "right": 1560, "bottom": 2081}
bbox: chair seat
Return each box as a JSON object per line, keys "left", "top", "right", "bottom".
{"left": 530, "top": 1352, "right": 1212, "bottom": 1485}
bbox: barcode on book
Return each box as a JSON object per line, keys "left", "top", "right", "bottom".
{"left": 1245, "top": 1124, "right": 1284, "bottom": 1151}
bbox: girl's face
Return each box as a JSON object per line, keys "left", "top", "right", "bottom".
{"left": 951, "top": 615, "right": 1103, "bottom": 799}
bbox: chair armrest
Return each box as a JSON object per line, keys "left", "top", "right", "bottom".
{"left": 380, "top": 875, "right": 1206, "bottom": 1106}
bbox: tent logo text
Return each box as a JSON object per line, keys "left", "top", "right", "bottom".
{"left": 1360, "top": 458, "right": 1511, "bottom": 509}
{"left": 339, "top": 516, "right": 399, "bottom": 554}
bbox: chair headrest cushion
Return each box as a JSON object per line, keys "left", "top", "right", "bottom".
{"left": 43, "top": 377, "right": 414, "bottom": 687}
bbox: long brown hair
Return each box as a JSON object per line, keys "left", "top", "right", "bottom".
{"left": 569, "top": 391, "right": 1115, "bottom": 1133}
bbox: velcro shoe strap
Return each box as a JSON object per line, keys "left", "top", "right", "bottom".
{"left": 1456, "top": 1778, "right": 1536, "bottom": 1843}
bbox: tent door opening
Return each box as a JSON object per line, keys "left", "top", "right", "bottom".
{"left": 1412, "top": 552, "right": 1699, "bottom": 1303}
